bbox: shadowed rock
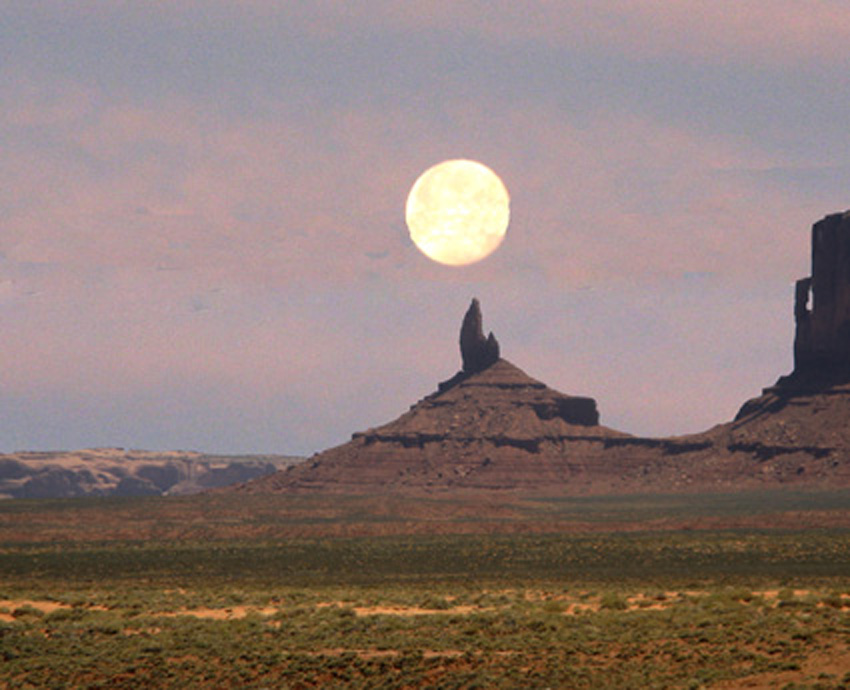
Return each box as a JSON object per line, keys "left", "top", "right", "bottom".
{"left": 724, "top": 210, "right": 850, "bottom": 485}
{"left": 238, "top": 215, "right": 850, "bottom": 496}
{"left": 460, "top": 298, "right": 500, "bottom": 374}
{"left": 238, "top": 357, "right": 619, "bottom": 494}
{"left": 237, "top": 300, "right": 620, "bottom": 494}
{"left": 789, "top": 211, "right": 850, "bottom": 384}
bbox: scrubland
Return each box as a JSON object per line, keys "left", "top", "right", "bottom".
{"left": 2, "top": 491, "right": 850, "bottom": 688}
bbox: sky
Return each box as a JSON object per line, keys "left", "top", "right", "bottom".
{"left": 3, "top": 2, "right": 850, "bottom": 455}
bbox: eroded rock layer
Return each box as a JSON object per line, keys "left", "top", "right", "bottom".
{"left": 0, "top": 448, "right": 300, "bottom": 499}
{"left": 247, "top": 359, "right": 627, "bottom": 492}
{"left": 242, "top": 213, "right": 850, "bottom": 496}
{"left": 715, "top": 210, "right": 850, "bottom": 484}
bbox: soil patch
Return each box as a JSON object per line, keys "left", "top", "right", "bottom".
{"left": 0, "top": 599, "right": 71, "bottom": 621}
{"left": 158, "top": 606, "right": 279, "bottom": 620}
{"left": 352, "top": 604, "right": 484, "bottom": 617}
{"left": 712, "top": 642, "right": 850, "bottom": 689}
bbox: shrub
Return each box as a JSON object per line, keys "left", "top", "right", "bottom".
{"left": 600, "top": 593, "right": 628, "bottom": 611}
{"left": 12, "top": 604, "right": 43, "bottom": 619}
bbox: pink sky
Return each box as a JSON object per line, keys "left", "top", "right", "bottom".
{"left": 2, "top": 3, "right": 850, "bottom": 453}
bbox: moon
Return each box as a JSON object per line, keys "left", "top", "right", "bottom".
{"left": 405, "top": 159, "right": 510, "bottom": 266}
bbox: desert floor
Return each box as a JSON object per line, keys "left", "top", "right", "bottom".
{"left": 2, "top": 489, "right": 850, "bottom": 688}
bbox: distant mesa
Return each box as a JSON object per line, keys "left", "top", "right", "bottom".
{"left": 240, "top": 211, "right": 850, "bottom": 496}
{"left": 0, "top": 449, "right": 301, "bottom": 499}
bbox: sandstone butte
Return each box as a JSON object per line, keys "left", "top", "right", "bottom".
{"left": 238, "top": 212, "right": 850, "bottom": 495}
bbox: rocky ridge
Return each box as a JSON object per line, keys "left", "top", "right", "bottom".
{"left": 11, "top": 213, "right": 850, "bottom": 499}
{"left": 0, "top": 448, "right": 300, "bottom": 499}
{"left": 239, "top": 301, "right": 719, "bottom": 494}
{"left": 241, "top": 211, "right": 850, "bottom": 495}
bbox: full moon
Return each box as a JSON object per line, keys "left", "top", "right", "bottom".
{"left": 405, "top": 159, "right": 510, "bottom": 266}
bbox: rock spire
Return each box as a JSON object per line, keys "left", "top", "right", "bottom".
{"left": 460, "top": 298, "right": 500, "bottom": 374}
{"left": 238, "top": 215, "right": 850, "bottom": 498}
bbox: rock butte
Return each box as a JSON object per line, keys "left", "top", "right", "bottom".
{"left": 239, "top": 211, "right": 850, "bottom": 495}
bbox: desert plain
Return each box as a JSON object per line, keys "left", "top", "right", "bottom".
{"left": 3, "top": 489, "right": 850, "bottom": 688}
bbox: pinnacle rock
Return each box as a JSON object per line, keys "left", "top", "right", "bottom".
{"left": 460, "top": 298, "right": 500, "bottom": 374}
{"left": 234, "top": 214, "right": 850, "bottom": 497}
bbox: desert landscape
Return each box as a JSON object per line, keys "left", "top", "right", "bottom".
{"left": 3, "top": 491, "right": 850, "bottom": 688}
{"left": 9, "top": 5, "right": 850, "bottom": 687}
{"left": 4, "top": 215, "right": 850, "bottom": 687}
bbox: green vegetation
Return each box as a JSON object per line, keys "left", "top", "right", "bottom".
{"left": 3, "top": 488, "right": 850, "bottom": 544}
{"left": 4, "top": 529, "right": 850, "bottom": 584}
{"left": 2, "top": 491, "right": 850, "bottom": 687}
{"left": 2, "top": 529, "right": 850, "bottom": 687}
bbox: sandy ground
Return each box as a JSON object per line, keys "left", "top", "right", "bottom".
{"left": 4, "top": 590, "right": 849, "bottom": 687}
{"left": 2, "top": 589, "right": 838, "bottom": 623}
{"left": 0, "top": 599, "right": 70, "bottom": 622}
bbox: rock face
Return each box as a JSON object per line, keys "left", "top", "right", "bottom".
{"left": 240, "top": 214, "right": 850, "bottom": 496}
{"left": 460, "top": 298, "right": 500, "bottom": 374}
{"left": 792, "top": 211, "right": 850, "bottom": 380}
{"left": 246, "top": 359, "right": 625, "bottom": 493}
{"left": 242, "top": 300, "right": 742, "bottom": 495}
{"left": 22, "top": 209, "right": 850, "bottom": 502}
{"left": 720, "top": 210, "right": 850, "bottom": 484}
{"left": 241, "top": 300, "right": 620, "bottom": 493}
